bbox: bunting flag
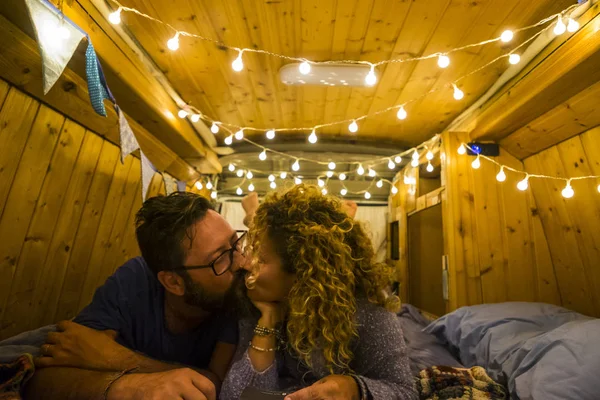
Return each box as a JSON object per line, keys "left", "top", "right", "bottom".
{"left": 23, "top": 0, "right": 86, "bottom": 94}
{"left": 117, "top": 107, "right": 139, "bottom": 163}
{"left": 163, "top": 173, "right": 178, "bottom": 195}
{"left": 141, "top": 150, "right": 157, "bottom": 201}
{"left": 85, "top": 42, "right": 116, "bottom": 116}
{"left": 177, "top": 180, "right": 187, "bottom": 192}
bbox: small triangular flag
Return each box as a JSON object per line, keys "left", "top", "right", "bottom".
{"left": 141, "top": 150, "right": 157, "bottom": 201}
{"left": 163, "top": 173, "right": 178, "bottom": 195}
{"left": 118, "top": 108, "right": 139, "bottom": 163}
{"left": 86, "top": 42, "right": 115, "bottom": 116}
{"left": 177, "top": 180, "right": 187, "bottom": 192}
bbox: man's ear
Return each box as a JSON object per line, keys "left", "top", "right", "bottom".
{"left": 157, "top": 270, "right": 186, "bottom": 296}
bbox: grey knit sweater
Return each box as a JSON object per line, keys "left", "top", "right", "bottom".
{"left": 220, "top": 301, "right": 418, "bottom": 400}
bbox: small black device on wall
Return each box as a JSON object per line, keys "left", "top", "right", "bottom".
{"left": 466, "top": 142, "right": 500, "bottom": 156}
{"left": 390, "top": 221, "right": 400, "bottom": 261}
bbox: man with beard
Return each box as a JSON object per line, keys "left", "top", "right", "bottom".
{"left": 24, "top": 192, "right": 247, "bottom": 400}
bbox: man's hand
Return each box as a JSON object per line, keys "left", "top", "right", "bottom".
{"left": 108, "top": 368, "right": 216, "bottom": 400}
{"left": 242, "top": 192, "right": 259, "bottom": 227}
{"left": 35, "top": 321, "right": 134, "bottom": 371}
{"left": 341, "top": 200, "right": 358, "bottom": 219}
{"left": 285, "top": 375, "right": 360, "bottom": 400}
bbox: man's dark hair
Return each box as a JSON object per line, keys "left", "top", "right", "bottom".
{"left": 135, "top": 192, "right": 214, "bottom": 275}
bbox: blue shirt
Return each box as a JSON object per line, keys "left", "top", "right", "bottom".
{"left": 74, "top": 257, "right": 238, "bottom": 368}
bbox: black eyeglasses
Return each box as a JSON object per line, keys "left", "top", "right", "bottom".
{"left": 172, "top": 230, "right": 247, "bottom": 276}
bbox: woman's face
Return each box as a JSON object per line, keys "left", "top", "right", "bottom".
{"left": 242, "top": 235, "right": 295, "bottom": 303}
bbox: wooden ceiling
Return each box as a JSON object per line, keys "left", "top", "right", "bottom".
{"left": 116, "top": 0, "right": 573, "bottom": 148}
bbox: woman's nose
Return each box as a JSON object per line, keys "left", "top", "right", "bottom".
{"left": 232, "top": 252, "right": 252, "bottom": 273}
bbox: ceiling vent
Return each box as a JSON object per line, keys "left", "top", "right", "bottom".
{"left": 280, "top": 63, "right": 375, "bottom": 87}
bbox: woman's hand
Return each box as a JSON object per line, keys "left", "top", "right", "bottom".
{"left": 252, "top": 300, "right": 284, "bottom": 328}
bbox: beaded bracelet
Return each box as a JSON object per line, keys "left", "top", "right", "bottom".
{"left": 248, "top": 340, "right": 277, "bottom": 352}
{"left": 254, "top": 325, "right": 281, "bottom": 337}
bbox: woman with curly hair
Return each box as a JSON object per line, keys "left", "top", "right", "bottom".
{"left": 220, "top": 185, "right": 416, "bottom": 400}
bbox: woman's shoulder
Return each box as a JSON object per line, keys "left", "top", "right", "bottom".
{"left": 355, "top": 299, "right": 401, "bottom": 332}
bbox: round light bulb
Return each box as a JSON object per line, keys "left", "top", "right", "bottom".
{"left": 368, "top": 168, "right": 376, "bottom": 177}
{"left": 195, "top": 181, "right": 203, "bottom": 190}
{"left": 167, "top": 33, "right": 180, "bottom": 51}
{"left": 365, "top": 66, "right": 377, "bottom": 86}
{"left": 178, "top": 109, "right": 188, "bottom": 118}
{"left": 376, "top": 180, "right": 383, "bottom": 188}
{"left": 191, "top": 114, "right": 201, "bottom": 123}
{"left": 246, "top": 171, "right": 253, "bottom": 179}
{"left": 236, "top": 169, "right": 244, "bottom": 178}
{"left": 109, "top": 8, "right": 122, "bottom": 25}
{"left": 328, "top": 161, "right": 336, "bottom": 170}
{"left": 248, "top": 183, "right": 255, "bottom": 192}
{"left": 321, "top": 188, "right": 328, "bottom": 195}
{"left": 299, "top": 61, "right": 311, "bottom": 75}
{"left": 567, "top": 18, "right": 579, "bottom": 33}
{"left": 426, "top": 162, "right": 434, "bottom": 173}
{"left": 397, "top": 106, "right": 407, "bottom": 120}
{"left": 340, "top": 188, "right": 347, "bottom": 196}
{"left": 357, "top": 165, "right": 365, "bottom": 175}
{"left": 268, "top": 174, "right": 275, "bottom": 182}
{"left": 562, "top": 181, "right": 574, "bottom": 198}
{"left": 236, "top": 187, "right": 243, "bottom": 196}
{"left": 500, "top": 30, "right": 514, "bottom": 43}
{"left": 228, "top": 163, "right": 235, "bottom": 172}
{"left": 412, "top": 150, "right": 419, "bottom": 161}
{"left": 554, "top": 16, "right": 566, "bottom": 35}
{"left": 438, "top": 54, "right": 450, "bottom": 68}
{"left": 235, "top": 129, "right": 244, "bottom": 140}
{"left": 292, "top": 160, "right": 300, "bottom": 171}
{"left": 509, "top": 54, "right": 521, "bottom": 65}
{"left": 259, "top": 150, "right": 267, "bottom": 161}
{"left": 458, "top": 143, "right": 467, "bottom": 155}
{"left": 517, "top": 176, "right": 529, "bottom": 191}
{"left": 270, "top": 181, "right": 277, "bottom": 189}
{"left": 266, "top": 130, "right": 275, "bottom": 140}
{"left": 411, "top": 159, "right": 419, "bottom": 168}
{"left": 294, "top": 177, "right": 302, "bottom": 185}
{"left": 308, "top": 130, "right": 318, "bottom": 144}
{"left": 232, "top": 51, "right": 244, "bottom": 72}
{"left": 597, "top": 184, "right": 600, "bottom": 193}
{"left": 280, "top": 172, "right": 287, "bottom": 179}
{"left": 394, "top": 156, "right": 402, "bottom": 164}
{"left": 206, "top": 182, "right": 213, "bottom": 190}
{"left": 496, "top": 167, "right": 506, "bottom": 182}
{"left": 453, "top": 84, "right": 464, "bottom": 100}
{"left": 391, "top": 186, "right": 398, "bottom": 195}
{"left": 317, "top": 178, "right": 325, "bottom": 187}
{"left": 472, "top": 155, "right": 481, "bottom": 169}
{"left": 339, "top": 173, "right": 347, "bottom": 181}
{"left": 326, "top": 171, "right": 334, "bottom": 178}
{"left": 211, "top": 122, "right": 220, "bottom": 134}
{"left": 388, "top": 159, "right": 396, "bottom": 169}
{"left": 224, "top": 135, "right": 233, "bottom": 145}
{"left": 364, "top": 191, "right": 371, "bottom": 200}
{"left": 426, "top": 150, "right": 434, "bottom": 160}
{"left": 211, "top": 191, "right": 217, "bottom": 199}
{"left": 348, "top": 120, "right": 358, "bottom": 133}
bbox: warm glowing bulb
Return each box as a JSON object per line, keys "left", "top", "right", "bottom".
{"left": 266, "top": 130, "right": 275, "bottom": 140}
{"left": 321, "top": 188, "right": 328, "bottom": 195}
{"left": 246, "top": 171, "right": 253, "bottom": 180}
{"left": 509, "top": 54, "right": 521, "bottom": 65}
{"left": 167, "top": 33, "right": 180, "bottom": 51}
{"left": 364, "top": 191, "right": 371, "bottom": 200}
{"left": 178, "top": 109, "right": 188, "bottom": 118}
{"left": 397, "top": 106, "right": 407, "bottom": 120}
{"left": 368, "top": 168, "right": 376, "bottom": 177}
{"left": 426, "top": 162, "right": 434, "bottom": 173}
{"left": 225, "top": 135, "right": 233, "bottom": 145}
{"left": 348, "top": 120, "right": 358, "bottom": 133}
{"left": 232, "top": 51, "right": 244, "bottom": 71}
{"left": 317, "top": 178, "right": 325, "bottom": 187}
{"left": 376, "top": 180, "right": 383, "bottom": 188}
{"left": 500, "top": 30, "right": 514, "bottom": 43}
{"left": 109, "top": 8, "right": 122, "bottom": 24}
{"left": 567, "top": 18, "right": 579, "bottom": 33}
{"left": 365, "top": 65, "right": 377, "bottom": 86}
{"left": 340, "top": 188, "right": 347, "bottom": 196}
{"left": 195, "top": 181, "right": 203, "bottom": 190}
{"left": 394, "top": 156, "right": 402, "bottom": 164}
{"left": 597, "top": 184, "right": 600, "bottom": 193}
{"left": 268, "top": 174, "right": 275, "bottom": 182}
{"left": 339, "top": 173, "right": 347, "bottom": 181}
{"left": 228, "top": 163, "right": 235, "bottom": 172}
{"left": 426, "top": 150, "right": 434, "bottom": 160}
{"left": 517, "top": 176, "right": 529, "bottom": 191}
{"left": 453, "top": 84, "right": 464, "bottom": 100}
{"left": 411, "top": 159, "right": 419, "bottom": 168}
{"left": 248, "top": 183, "right": 255, "bottom": 192}
{"left": 357, "top": 165, "right": 365, "bottom": 175}
{"left": 294, "top": 177, "right": 302, "bottom": 185}
{"left": 259, "top": 150, "right": 267, "bottom": 161}
{"left": 270, "top": 181, "right": 277, "bottom": 189}
{"left": 326, "top": 171, "right": 334, "bottom": 178}
{"left": 412, "top": 150, "right": 419, "bottom": 161}
{"left": 236, "top": 169, "right": 244, "bottom": 177}
{"left": 308, "top": 130, "right": 318, "bottom": 144}
{"left": 438, "top": 54, "right": 450, "bottom": 68}
{"left": 562, "top": 181, "right": 574, "bottom": 198}
{"left": 328, "top": 162, "right": 336, "bottom": 170}
{"left": 299, "top": 61, "right": 311, "bottom": 75}
{"left": 236, "top": 187, "right": 243, "bottom": 196}
{"left": 206, "top": 182, "right": 213, "bottom": 190}
{"left": 191, "top": 114, "right": 201, "bottom": 123}
{"left": 234, "top": 129, "right": 244, "bottom": 140}
{"left": 472, "top": 155, "right": 481, "bottom": 169}
{"left": 458, "top": 143, "right": 467, "bottom": 155}
{"left": 554, "top": 15, "right": 566, "bottom": 35}
{"left": 280, "top": 172, "right": 287, "bottom": 179}
{"left": 496, "top": 167, "right": 506, "bottom": 182}
{"left": 292, "top": 160, "right": 300, "bottom": 171}
{"left": 391, "top": 186, "right": 398, "bottom": 195}
{"left": 211, "top": 122, "right": 220, "bottom": 134}
{"left": 388, "top": 159, "right": 396, "bottom": 169}
{"left": 211, "top": 191, "right": 217, "bottom": 199}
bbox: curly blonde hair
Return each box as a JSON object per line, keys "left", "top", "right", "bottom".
{"left": 246, "top": 184, "right": 400, "bottom": 373}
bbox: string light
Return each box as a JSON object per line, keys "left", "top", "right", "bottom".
{"left": 357, "top": 165, "right": 365, "bottom": 175}
{"left": 426, "top": 150, "right": 434, "bottom": 160}
{"left": 235, "top": 129, "right": 244, "bottom": 140}
{"left": 236, "top": 169, "right": 244, "bottom": 177}
{"left": 177, "top": 109, "right": 188, "bottom": 118}
{"left": 317, "top": 178, "right": 325, "bottom": 187}
{"left": 376, "top": 180, "right": 383, "bottom": 188}
{"left": 228, "top": 163, "right": 235, "bottom": 172}
{"left": 391, "top": 186, "right": 398, "bottom": 195}
{"left": 426, "top": 162, "right": 434, "bottom": 172}
{"left": 509, "top": 54, "right": 521, "bottom": 65}
{"left": 225, "top": 135, "right": 233, "bottom": 145}
{"left": 458, "top": 143, "right": 467, "bottom": 155}
{"left": 411, "top": 150, "right": 419, "bottom": 167}
{"left": 232, "top": 50, "right": 244, "bottom": 71}
{"left": 308, "top": 129, "right": 318, "bottom": 144}
{"left": 326, "top": 171, "right": 334, "bottom": 178}
{"left": 365, "top": 65, "right": 377, "bottom": 86}
{"left": 259, "top": 150, "right": 267, "bottom": 161}
{"left": 211, "top": 191, "right": 217, "bottom": 199}
{"left": 299, "top": 61, "right": 311, "bottom": 75}
{"left": 438, "top": 54, "right": 450, "bottom": 69}
{"left": 567, "top": 18, "right": 579, "bottom": 32}
{"left": 266, "top": 130, "right": 275, "bottom": 140}
{"left": 280, "top": 172, "right": 287, "bottom": 179}
{"left": 396, "top": 106, "right": 407, "bottom": 120}
{"left": 108, "top": 7, "right": 122, "bottom": 24}
{"left": 292, "top": 160, "right": 300, "bottom": 171}
{"left": 368, "top": 168, "right": 377, "bottom": 177}
{"left": 388, "top": 159, "right": 396, "bottom": 169}
{"left": 211, "top": 122, "right": 220, "bottom": 134}
{"left": 500, "top": 30, "right": 514, "bottom": 43}
{"left": 472, "top": 155, "right": 481, "bottom": 169}
{"left": 248, "top": 183, "right": 255, "bottom": 192}
{"left": 294, "top": 177, "right": 302, "bottom": 185}
{"left": 340, "top": 188, "right": 348, "bottom": 196}
{"left": 411, "top": 158, "right": 419, "bottom": 168}
{"left": 364, "top": 191, "right": 371, "bottom": 200}
{"left": 195, "top": 181, "right": 203, "bottom": 190}
{"left": 339, "top": 173, "right": 347, "bottom": 181}
{"left": 246, "top": 171, "right": 253, "bottom": 179}
{"left": 236, "top": 187, "right": 243, "bottom": 195}
{"left": 394, "top": 156, "right": 402, "bottom": 164}
{"left": 270, "top": 181, "right": 277, "bottom": 189}
{"left": 348, "top": 120, "right": 359, "bottom": 133}
{"left": 191, "top": 114, "right": 201, "bottom": 123}
{"left": 453, "top": 84, "right": 464, "bottom": 100}
{"left": 206, "top": 181, "right": 213, "bottom": 190}
{"left": 597, "top": 184, "right": 600, "bottom": 193}
{"left": 328, "top": 162, "right": 336, "bottom": 170}
{"left": 561, "top": 179, "right": 574, "bottom": 198}
{"left": 321, "top": 188, "right": 328, "bottom": 195}
{"left": 517, "top": 175, "right": 530, "bottom": 191}
{"left": 496, "top": 166, "right": 506, "bottom": 182}
{"left": 268, "top": 174, "right": 275, "bottom": 182}
{"left": 167, "top": 32, "right": 180, "bottom": 51}
{"left": 554, "top": 15, "right": 566, "bottom": 35}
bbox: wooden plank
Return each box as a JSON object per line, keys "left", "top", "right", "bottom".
{"left": 116, "top": 185, "right": 143, "bottom": 270}
{"left": 0, "top": 88, "right": 39, "bottom": 216}
{"left": 146, "top": 173, "right": 166, "bottom": 199}
{"left": 77, "top": 156, "right": 135, "bottom": 311}
{"left": 0, "top": 79, "right": 9, "bottom": 108}
{"left": 54, "top": 142, "right": 120, "bottom": 321}
{"left": 31, "top": 130, "right": 104, "bottom": 328}
{"left": 0, "top": 119, "right": 85, "bottom": 338}
{"left": 0, "top": 105, "right": 63, "bottom": 334}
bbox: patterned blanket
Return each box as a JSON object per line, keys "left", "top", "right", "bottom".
{"left": 0, "top": 354, "right": 34, "bottom": 400}
{"left": 416, "top": 366, "right": 506, "bottom": 400}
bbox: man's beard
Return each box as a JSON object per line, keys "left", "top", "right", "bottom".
{"left": 227, "top": 270, "right": 260, "bottom": 319}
